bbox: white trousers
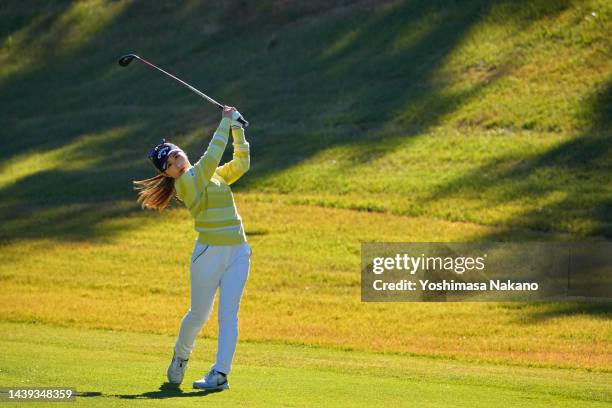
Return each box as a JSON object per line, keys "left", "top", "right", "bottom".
{"left": 173, "top": 239, "right": 251, "bottom": 375}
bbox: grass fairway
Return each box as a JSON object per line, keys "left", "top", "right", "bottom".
{"left": 1, "top": 1, "right": 611, "bottom": 406}
{"left": 1, "top": 321, "right": 610, "bottom": 407}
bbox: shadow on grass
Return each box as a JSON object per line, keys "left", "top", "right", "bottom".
{"left": 247, "top": 0, "right": 574, "bottom": 174}
{"left": 74, "top": 382, "right": 223, "bottom": 400}
{"left": 499, "top": 302, "right": 612, "bottom": 325}
{"left": 0, "top": 0, "right": 579, "bottom": 245}
{"left": 424, "top": 80, "right": 612, "bottom": 238}
{"left": 427, "top": 83, "right": 611, "bottom": 313}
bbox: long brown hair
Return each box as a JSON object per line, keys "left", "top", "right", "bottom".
{"left": 132, "top": 173, "right": 182, "bottom": 211}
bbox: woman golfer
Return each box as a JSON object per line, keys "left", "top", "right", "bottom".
{"left": 132, "top": 106, "right": 251, "bottom": 391}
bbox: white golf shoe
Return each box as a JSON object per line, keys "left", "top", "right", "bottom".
{"left": 166, "top": 353, "right": 189, "bottom": 384}
{"left": 193, "top": 369, "right": 230, "bottom": 391}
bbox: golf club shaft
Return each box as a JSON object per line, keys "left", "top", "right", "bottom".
{"left": 130, "top": 55, "right": 249, "bottom": 127}
{"left": 135, "top": 56, "right": 223, "bottom": 108}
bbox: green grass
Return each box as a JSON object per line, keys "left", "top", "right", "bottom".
{"left": 0, "top": 1, "right": 611, "bottom": 405}
{"left": 1, "top": 197, "right": 610, "bottom": 372}
{"left": 1, "top": 321, "right": 610, "bottom": 407}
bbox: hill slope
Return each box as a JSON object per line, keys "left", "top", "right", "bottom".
{"left": 0, "top": 0, "right": 610, "bottom": 238}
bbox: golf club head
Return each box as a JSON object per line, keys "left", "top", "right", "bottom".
{"left": 118, "top": 54, "right": 138, "bottom": 67}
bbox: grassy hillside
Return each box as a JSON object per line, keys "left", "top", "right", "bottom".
{"left": 0, "top": 0, "right": 610, "bottom": 238}
{"left": 1, "top": 198, "right": 610, "bottom": 372}
{"left": 0, "top": 0, "right": 610, "bottom": 395}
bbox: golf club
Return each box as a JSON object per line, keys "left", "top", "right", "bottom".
{"left": 118, "top": 53, "right": 249, "bottom": 127}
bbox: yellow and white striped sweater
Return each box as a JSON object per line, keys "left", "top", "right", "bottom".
{"left": 174, "top": 117, "right": 250, "bottom": 246}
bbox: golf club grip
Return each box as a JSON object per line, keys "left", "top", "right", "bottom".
{"left": 217, "top": 105, "right": 249, "bottom": 127}
{"left": 237, "top": 116, "right": 250, "bottom": 128}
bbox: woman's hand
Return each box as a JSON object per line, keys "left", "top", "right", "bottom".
{"left": 222, "top": 105, "right": 245, "bottom": 128}
{"left": 222, "top": 105, "right": 237, "bottom": 119}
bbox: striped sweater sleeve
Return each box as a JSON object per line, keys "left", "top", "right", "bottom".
{"left": 215, "top": 126, "right": 250, "bottom": 185}
{"left": 193, "top": 117, "right": 232, "bottom": 187}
